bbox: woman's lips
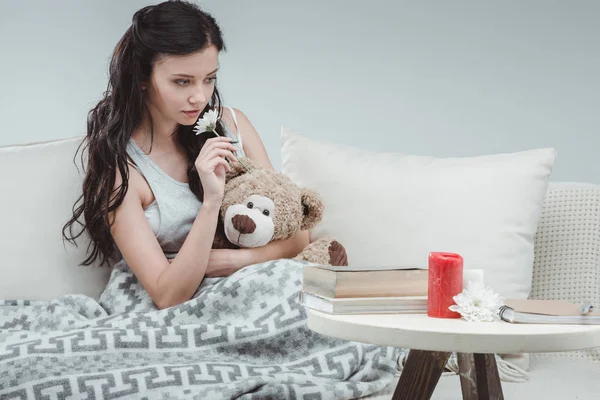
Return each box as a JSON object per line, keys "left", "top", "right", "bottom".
{"left": 183, "top": 110, "right": 201, "bottom": 118}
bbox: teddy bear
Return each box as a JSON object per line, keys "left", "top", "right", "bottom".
{"left": 211, "top": 157, "right": 348, "bottom": 267}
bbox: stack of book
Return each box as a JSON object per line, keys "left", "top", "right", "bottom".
{"left": 299, "top": 264, "right": 428, "bottom": 314}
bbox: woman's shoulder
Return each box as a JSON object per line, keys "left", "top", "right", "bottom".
{"left": 220, "top": 106, "right": 245, "bottom": 138}
{"left": 221, "top": 107, "right": 258, "bottom": 135}
{"left": 220, "top": 106, "right": 245, "bottom": 119}
{"left": 111, "top": 159, "right": 154, "bottom": 210}
{"left": 220, "top": 107, "right": 273, "bottom": 170}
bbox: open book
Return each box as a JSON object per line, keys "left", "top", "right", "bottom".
{"left": 499, "top": 299, "right": 600, "bottom": 325}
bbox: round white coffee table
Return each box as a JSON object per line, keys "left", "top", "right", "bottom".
{"left": 307, "top": 310, "right": 600, "bottom": 400}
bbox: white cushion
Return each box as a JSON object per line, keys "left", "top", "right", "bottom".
{"left": 0, "top": 137, "right": 110, "bottom": 300}
{"left": 280, "top": 128, "right": 557, "bottom": 300}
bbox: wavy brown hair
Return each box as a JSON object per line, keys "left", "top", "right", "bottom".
{"left": 63, "top": 0, "right": 227, "bottom": 267}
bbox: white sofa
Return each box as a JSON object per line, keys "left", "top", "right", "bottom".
{"left": 1, "top": 136, "right": 600, "bottom": 399}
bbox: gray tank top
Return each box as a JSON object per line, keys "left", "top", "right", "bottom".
{"left": 125, "top": 107, "right": 246, "bottom": 259}
{"left": 100, "top": 108, "right": 246, "bottom": 314}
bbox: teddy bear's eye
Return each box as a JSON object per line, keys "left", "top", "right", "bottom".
{"left": 262, "top": 210, "right": 270, "bottom": 217}
{"left": 247, "top": 202, "right": 253, "bottom": 209}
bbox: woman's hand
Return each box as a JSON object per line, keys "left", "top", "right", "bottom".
{"left": 194, "top": 137, "right": 239, "bottom": 205}
{"left": 205, "top": 249, "right": 251, "bottom": 278}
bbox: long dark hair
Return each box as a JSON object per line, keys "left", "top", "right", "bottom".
{"left": 63, "top": 0, "right": 227, "bottom": 267}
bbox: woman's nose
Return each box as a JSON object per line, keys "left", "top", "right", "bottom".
{"left": 189, "top": 86, "right": 207, "bottom": 105}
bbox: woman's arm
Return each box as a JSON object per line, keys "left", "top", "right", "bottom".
{"left": 111, "top": 138, "right": 236, "bottom": 309}
{"left": 242, "top": 231, "right": 310, "bottom": 265}
{"left": 205, "top": 230, "right": 310, "bottom": 277}
{"left": 110, "top": 166, "right": 221, "bottom": 309}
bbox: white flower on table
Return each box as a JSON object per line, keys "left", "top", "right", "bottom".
{"left": 449, "top": 282, "right": 504, "bottom": 322}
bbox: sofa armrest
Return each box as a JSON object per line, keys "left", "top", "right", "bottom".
{"left": 531, "top": 182, "right": 600, "bottom": 307}
{"left": 530, "top": 182, "right": 600, "bottom": 363}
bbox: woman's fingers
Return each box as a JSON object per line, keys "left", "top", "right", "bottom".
{"left": 205, "top": 149, "right": 238, "bottom": 163}
{"left": 195, "top": 137, "right": 239, "bottom": 175}
{"left": 197, "top": 147, "right": 238, "bottom": 165}
{"left": 199, "top": 141, "right": 238, "bottom": 158}
{"left": 210, "top": 157, "right": 231, "bottom": 173}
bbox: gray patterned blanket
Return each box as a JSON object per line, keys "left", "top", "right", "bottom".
{"left": 0, "top": 259, "right": 401, "bottom": 399}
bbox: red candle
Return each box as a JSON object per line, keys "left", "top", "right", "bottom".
{"left": 427, "top": 252, "right": 463, "bottom": 318}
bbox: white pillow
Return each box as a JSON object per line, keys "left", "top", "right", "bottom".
{"left": 0, "top": 137, "right": 111, "bottom": 301}
{"left": 281, "top": 128, "right": 557, "bottom": 300}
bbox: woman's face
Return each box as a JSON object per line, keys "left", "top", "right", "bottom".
{"left": 145, "top": 45, "right": 219, "bottom": 127}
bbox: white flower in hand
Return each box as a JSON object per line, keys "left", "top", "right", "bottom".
{"left": 449, "top": 282, "right": 504, "bottom": 322}
{"left": 193, "top": 107, "right": 250, "bottom": 171}
{"left": 194, "top": 109, "right": 219, "bottom": 135}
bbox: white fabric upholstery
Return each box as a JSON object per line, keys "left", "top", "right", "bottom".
{"left": 0, "top": 137, "right": 110, "bottom": 301}
{"left": 530, "top": 182, "right": 600, "bottom": 362}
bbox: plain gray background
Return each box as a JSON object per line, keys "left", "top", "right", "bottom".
{"left": 0, "top": 0, "right": 598, "bottom": 182}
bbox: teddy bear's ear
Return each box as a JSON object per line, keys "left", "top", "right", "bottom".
{"left": 300, "top": 188, "right": 324, "bottom": 230}
{"left": 226, "top": 157, "right": 256, "bottom": 181}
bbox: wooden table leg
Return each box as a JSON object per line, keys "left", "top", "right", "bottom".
{"left": 457, "top": 353, "right": 504, "bottom": 400}
{"left": 392, "top": 350, "right": 451, "bottom": 400}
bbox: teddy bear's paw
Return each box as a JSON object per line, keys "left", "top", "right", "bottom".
{"left": 295, "top": 237, "right": 348, "bottom": 266}
{"left": 328, "top": 240, "right": 348, "bottom": 266}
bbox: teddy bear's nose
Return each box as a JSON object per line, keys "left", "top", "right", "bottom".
{"left": 232, "top": 214, "right": 256, "bottom": 234}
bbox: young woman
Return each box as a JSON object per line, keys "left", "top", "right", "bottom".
{"left": 63, "top": 0, "right": 309, "bottom": 309}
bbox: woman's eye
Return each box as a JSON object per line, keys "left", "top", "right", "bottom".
{"left": 205, "top": 76, "right": 217, "bottom": 84}
{"left": 247, "top": 202, "right": 253, "bottom": 209}
{"left": 175, "top": 79, "right": 190, "bottom": 86}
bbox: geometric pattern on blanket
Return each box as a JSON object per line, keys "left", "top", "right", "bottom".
{"left": 0, "top": 259, "right": 401, "bottom": 399}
